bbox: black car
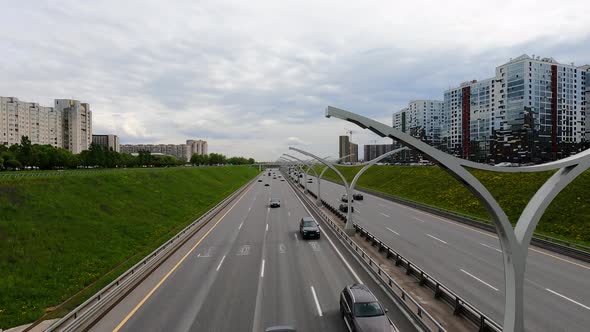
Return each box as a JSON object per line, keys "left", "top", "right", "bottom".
{"left": 299, "top": 217, "right": 320, "bottom": 239}
{"left": 339, "top": 204, "right": 354, "bottom": 213}
{"left": 280, "top": 179, "right": 285, "bottom": 182}
{"left": 340, "top": 284, "right": 397, "bottom": 332}
{"left": 353, "top": 193, "right": 364, "bottom": 200}
{"left": 265, "top": 183, "right": 270, "bottom": 187}
{"left": 269, "top": 198, "right": 281, "bottom": 208}
{"left": 341, "top": 194, "right": 353, "bottom": 203}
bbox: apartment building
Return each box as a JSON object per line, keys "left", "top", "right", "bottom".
{"left": 92, "top": 134, "right": 120, "bottom": 152}
{"left": 120, "top": 139, "right": 208, "bottom": 161}
{"left": 338, "top": 135, "right": 358, "bottom": 163}
{"left": 363, "top": 144, "right": 395, "bottom": 162}
{"left": 395, "top": 54, "right": 589, "bottom": 163}
{"left": 1, "top": 97, "right": 88, "bottom": 152}
{"left": 443, "top": 78, "right": 495, "bottom": 160}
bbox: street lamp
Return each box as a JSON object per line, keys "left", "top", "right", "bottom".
{"left": 325, "top": 105, "right": 590, "bottom": 332}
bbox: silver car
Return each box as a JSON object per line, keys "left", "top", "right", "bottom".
{"left": 340, "top": 284, "right": 397, "bottom": 332}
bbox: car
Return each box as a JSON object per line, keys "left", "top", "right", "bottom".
{"left": 299, "top": 217, "right": 320, "bottom": 239}
{"left": 280, "top": 179, "right": 285, "bottom": 182}
{"left": 268, "top": 172, "right": 271, "bottom": 176}
{"left": 340, "top": 284, "right": 397, "bottom": 332}
{"left": 258, "top": 179, "right": 263, "bottom": 182}
{"left": 265, "top": 183, "right": 270, "bottom": 187}
{"left": 341, "top": 194, "right": 353, "bottom": 203}
{"left": 307, "top": 179, "right": 313, "bottom": 183}
{"left": 273, "top": 177, "right": 277, "bottom": 179}
{"left": 299, "top": 174, "right": 303, "bottom": 178}
{"left": 339, "top": 204, "right": 354, "bottom": 213}
{"left": 352, "top": 193, "right": 363, "bottom": 200}
{"left": 269, "top": 198, "right": 281, "bottom": 208}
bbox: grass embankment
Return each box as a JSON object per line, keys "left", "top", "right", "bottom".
{"left": 317, "top": 165, "right": 590, "bottom": 247}
{"left": 0, "top": 166, "right": 258, "bottom": 328}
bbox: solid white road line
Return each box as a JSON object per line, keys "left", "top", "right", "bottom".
{"left": 310, "top": 286, "right": 323, "bottom": 317}
{"left": 460, "top": 269, "right": 498, "bottom": 291}
{"left": 266, "top": 223, "right": 269, "bottom": 232}
{"left": 294, "top": 233, "right": 298, "bottom": 241}
{"left": 427, "top": 234, "right": 447, "bottom": 244}
{"left": 238, "top": 222, "right": 244, "bottom": 230}
{"left": 386, "top": 227, "right": 399, "bottom": 236}
{"left": 216, "top": 255, "right": 226, "bottom": 271}
{"left": 546, "top": 288, "right": 590, "bottom": 311}
{"left": 380, "top": 212, "right": 391, "bottom": 218}
{"left": 480, "top": 243, "right": 502, "bottom": 253}
{"left": 260, "top": 259, "right": 265, "bottom": 278}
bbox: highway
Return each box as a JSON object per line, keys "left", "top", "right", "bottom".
{"left": 300, "top": 172, "right": 590, "bottom": 332}
{"left": 89, "top": 171, "right": 417, "bottom": 332}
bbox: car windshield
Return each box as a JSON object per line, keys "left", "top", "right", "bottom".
{"left": 354, "top": 302, "right": 384, "bottom": 317}
{"left": 302, "top": 220, "right": 316, "bottom": 227}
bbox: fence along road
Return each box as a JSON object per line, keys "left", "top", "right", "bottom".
{"left": 306, "top": 174, "right": 590, "bottom": 332}
{"left": 86, "top": 172, "right": 418, "bottom": 332}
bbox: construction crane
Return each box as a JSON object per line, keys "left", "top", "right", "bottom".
{"left": 344, "top": 128, "right": 355, "bottom": 142}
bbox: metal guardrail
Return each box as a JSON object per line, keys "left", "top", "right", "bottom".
{"left": 318, "top": 177, "right": 590, "bottom": 262}
{"left": 314, "top": 196, "right": 503, "bottom": 332}
{"left": 286, "top": 171, "right": 503, "bottom": 332}
{"left": 284, "top": 173, "right": 446, "bottom": 332}
{"left": 46, "top": 176, "right": 258, "bottom": 332}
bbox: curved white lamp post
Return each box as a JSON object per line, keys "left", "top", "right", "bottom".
{"left": 325, "top": 105, "right": 590, "bottom": 332}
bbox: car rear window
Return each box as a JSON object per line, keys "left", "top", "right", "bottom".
{"left": 354, "top": 302, "right": 384, "bottom": 317}
{"left": 302, "top": 220, "right": 316, "bottom": 227}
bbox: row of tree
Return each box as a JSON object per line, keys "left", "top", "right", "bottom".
{"left": 0, "top": 136, "right": 256, "bottom": 170}
{"left": 190, "top": 153, "right": 255, "bottom": 165}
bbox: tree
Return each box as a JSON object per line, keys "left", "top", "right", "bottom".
{"left": 16, "top": 136, "right": 36, "bottom": 168}
{"left": 208, "top": 153, "right": 226, "bottom": 165}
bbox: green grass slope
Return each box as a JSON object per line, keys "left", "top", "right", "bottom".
{"left": 0, "top": 166, "right": 258, "bottom": 328}
{"left": 316, "top": 165, "right": 590, "bottom": 246}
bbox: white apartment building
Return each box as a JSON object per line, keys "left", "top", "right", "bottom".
{"left": 120, "top": 139, "right": 208, "bottom": 161}
{"left": 443, "top": 78, "right": 495, "bottom": 160}
{"left": 55, "top": 99, "right": 92, "bottom": 154}
{"left": 392, "top": 101, "right": 444, "bottom": 145}
{"left": 1, "top": 97, "right": 91, "bottom": 153}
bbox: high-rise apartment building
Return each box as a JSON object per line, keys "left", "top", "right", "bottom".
{"left": 443, "top": 78, "right": 495, "bottom": 160}
{"left": 338, "top": 135, "right": 358, "bottom": 163}
{"left": 1, "top": 97, "right": 89, "bottom": 152}
{"left": 55, "top": 99, "right": 92, "bottom": 154}
{"left": 364, "top": 144, "right": 395, "bottom": 162}
{"left": 92, "top": 134, "right": 120, "bottom": 152}
{"left": 396, "top": 54, "right": 589, "bottom": 163}
{"left": 186, "top": 139, "right": 208, "bottom": 158}
{"left": 395, "top": 100, "right": 444, "bottom": 147}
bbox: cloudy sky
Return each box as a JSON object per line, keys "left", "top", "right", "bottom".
{"left": 2, "top": 1, "right": 589, "bottom": 160}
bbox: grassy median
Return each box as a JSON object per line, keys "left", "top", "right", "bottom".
{"left": 0, "top": 166, "right": 258, "bottom": 329}
{"left": 317, "top": 165, "right": 590, "bottom": 247}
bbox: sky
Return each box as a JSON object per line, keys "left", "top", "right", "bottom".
{"left": 1, "top": 0, "right": 590, "bottom": 161}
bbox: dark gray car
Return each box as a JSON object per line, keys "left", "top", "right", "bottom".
{"left": 299, "top": 217, "right": 320, "bottom": 239}
{"left": 340, "top": 284, "right": 397, "bottom": 332}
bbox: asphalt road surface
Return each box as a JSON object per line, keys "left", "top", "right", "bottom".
{"left": 299, "top": 172, "right": 590, "bottom": 332}
{"left": 90, "top": 171, "right": 417, "bottom": 332}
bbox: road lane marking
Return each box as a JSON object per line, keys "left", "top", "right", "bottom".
{"left": 310, "top": 242, "right": 320, "bottom": 251}
{"left": 279, "top": 243, "right": 286, "bottom": 253}
{"left": 112, "top": 183, "right": 253, "bottom": 332}
{"left": 260, "top": 259, "right": 265, "bottom": 278}
{"left": 216, "top": 255, "right": 226, "bottom": 271}
{"left": 380, "top": 212, "right": 391, "bottom": 218}
{"left": 287, "top": 179, "right": 363, "bottom": 283}
{"left": 238, "top": 222, "right": 243, "bottom": 230}
{"left": 294, "top": 233, "right": 298, "bottom": 241}
{"left": 288, "top": 211, "right": 291, "bottom": 217}
{"left": 386, "top": 227, "right": 399, "bottom": 236}
{"left": 546, "top": 288, "right": 590, "bottom": 311}
{"left": 529, "top": 248, "right": 590, "bottom": 270}
{"left": 413, "top": 217, "right": 425, "bottom": 223}
{"left": 237, "top": 245, "right": 251, "bottom": 256}
{"left": 248, "top": 207, "right": 251, "bottom": 211}
{"left": 266, "top": 223, "right": 269, "bottom": 232}
{"left": 460, "top": 269, "right": 498, "bottom": 291}
{"left": 310, "top": 286, "right": 323, "bottom": 316}
{"left": 356, "top": 209, "right": 361, "bottom": 215}
{"left": 426, "top": 234, "right": 447, "bottom": 244}
{"left": 480, "top": 243, "right": 502, "bottom": 253}
{"left": 200, "top": 246, "right": 215, "bottom": 257}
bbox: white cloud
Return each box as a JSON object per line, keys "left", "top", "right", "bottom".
{"left": 1, "top": 0, "right": 589, "bottom": 160}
